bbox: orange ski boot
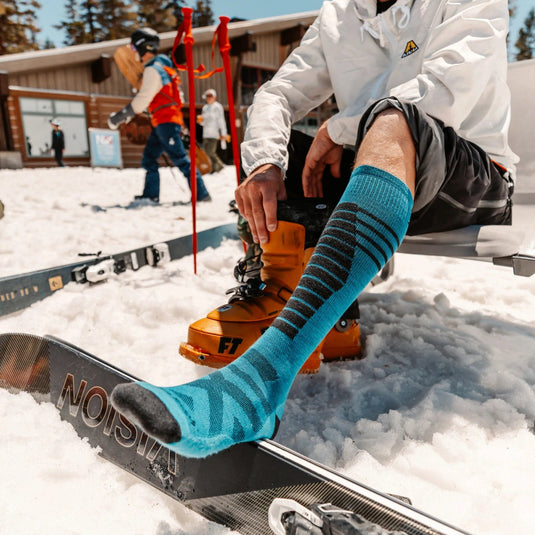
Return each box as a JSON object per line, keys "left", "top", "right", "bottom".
{"left": 179, "top": 218, "right": 362, "bottom": 373}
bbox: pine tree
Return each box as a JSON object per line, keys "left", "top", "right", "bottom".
{"left": 82, "top": 0, "right": 101, "bottom": 42}
{"left": 56, "top": 0, "right": 90, "bottom": 45}
{"left": 56, "top": 0, "right": 105, "bottom": 45}
{"left": 515, "top": 8, "right": 535, "bottom": 61}
{"left": 43, "top": 37, "right": 55, "bottom": 49}
{"left": 0, "top": 0, "right": 42, "bottom": 55}
{"left": 509, "top": 0, "right": 516, "bottom": 20}
{"left": 163, "top": 0, "right": 187, "bottom": 27}
{"left": 192, "top": 0, "right": 214, "bottom": 28}
{"left": 97, "top": 0, "right": 137, "bottom": 41}
{"left": 135, "top": 0, "right": 185, "bottom": 33}
{"left": 508, "top": 0, "right": 515, "bottom": 46}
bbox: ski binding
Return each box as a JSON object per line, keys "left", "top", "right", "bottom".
{"left": 269, "top": 499, "right": 324, "bottom": 534}
{"left": 146, "top": 242, "right": 170, "bottom": 266}
{"left": 84, "top": 259, "right": 117, "bottom": 283}
{"left": 269, "top": 498, "right": 408, "bottom": 535}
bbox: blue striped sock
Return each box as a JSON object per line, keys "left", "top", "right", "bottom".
{"left": 111, "top": 166, "right": 414, "bottom": 457}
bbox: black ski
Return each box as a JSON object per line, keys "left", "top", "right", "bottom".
{"left": 0, "top": 332, "right": 471, "bottom": 535}
{"left": 0, "top": 223, "right": 237, "bottom": 317}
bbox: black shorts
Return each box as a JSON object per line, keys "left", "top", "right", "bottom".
{"left": 282, "top": 97, "right": 514, "bottom": 236}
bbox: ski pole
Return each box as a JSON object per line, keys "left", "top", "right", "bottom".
{"left": 147, "top": 119, "right": 188, "bottom": 195}
{"left": 217, "top": 16, "right": 241, "bottom": 188}
{"left": 182, "top": 7, "right": 198, "bottom": 274}
{"left": 161, "top": 152, "right": 188, "bottom": 194}
{"left": 216, "top": 17, "right": 247, "bottom": 253}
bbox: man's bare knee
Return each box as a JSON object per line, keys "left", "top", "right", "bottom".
{"left": 367, "top": 108, "right": 412, "bottom": 145}
{"left": 355, "top": 107, "right": 416, "bottom": 196}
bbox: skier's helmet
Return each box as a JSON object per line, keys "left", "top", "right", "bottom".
{"left": 131, "top": 28, "right": 160, "bottom": 57}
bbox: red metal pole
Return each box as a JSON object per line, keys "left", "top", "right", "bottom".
{"left": 217, "top": 16, "right": 241, "bottom": 187}
{"left": 182, "top": 7, "right": 198, "bottom": 274}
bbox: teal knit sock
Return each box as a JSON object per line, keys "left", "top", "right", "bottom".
{"left": 111, "top": 166, "right": 414, "bottom": 458}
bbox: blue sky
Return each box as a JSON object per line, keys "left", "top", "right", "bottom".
{"left": 38, "top": 0, "right": 533, "bottom": 60}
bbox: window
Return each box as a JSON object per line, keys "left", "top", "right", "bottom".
{"left": 293, "top": 116, "right": 319, "bottom": 137}
{"left": 241, "top": 66, "right": 276, "bottom": 106}
{"left": 20, "top": 97, "right": 89, "bottom": 158}
{"left": 292, "top": 97, "right": 339, "bottom": 137}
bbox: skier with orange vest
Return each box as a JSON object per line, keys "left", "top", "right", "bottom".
{"left": 108, "top": 28, "right": 211, "bottom": 204}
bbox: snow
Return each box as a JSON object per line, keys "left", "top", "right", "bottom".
{"left": 0, "top": 165, "right": 534, "bottom": 535}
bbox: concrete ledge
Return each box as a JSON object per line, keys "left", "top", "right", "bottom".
{"left": 514, "top": 192, "right": 535, "bottom": 205}
{"left": 399, "top": 225, "right": 524, "bottom": 259}
{"left": 0, "top": 151, "right": 22, "bottom": 169}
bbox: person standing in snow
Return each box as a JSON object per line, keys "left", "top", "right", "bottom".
{"left": 112, "top": 0, "right": 518, "bottom": 459}
{"left": 108, "top": 28, "right": 211, "bottom": 204}
{"left": 198, "top": 89, "right": 229, "bottom": 173}
{"left": 50, "top": 119, "right": 65, "bottom": 167}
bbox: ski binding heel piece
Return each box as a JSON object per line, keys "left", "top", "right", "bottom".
{"left": 269, "top": 499, "right": 323, "bottom": 535}
{"left": 269, "top": 499, "right": 370, "bottom": 535}
{"left": 72, "top": 257, "right": 115, "bottom": 284}
{"left": 84, "top": 259, "right": 117, "bottom": 283}
{"left": 146, "top": 243, "right": 170, "bottom": 266}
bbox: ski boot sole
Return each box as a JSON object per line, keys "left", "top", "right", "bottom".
{"left": 179, "top": 339, "right": 323, "bottom": 374}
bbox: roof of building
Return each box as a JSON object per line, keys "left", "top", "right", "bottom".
{"left": 0, "top": 11, "right": 319, "bottom": 74}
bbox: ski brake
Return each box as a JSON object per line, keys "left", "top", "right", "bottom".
{"left": 269, "top": 498, "right": 379, "bottom": 535}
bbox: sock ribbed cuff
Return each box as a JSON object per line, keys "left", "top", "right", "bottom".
{"left": 347, "top": 165, "right": 414, "bottom": 228}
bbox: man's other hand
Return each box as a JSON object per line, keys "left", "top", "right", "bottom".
{"left": 302, "top": 120, "right": 343, "bottom": 198}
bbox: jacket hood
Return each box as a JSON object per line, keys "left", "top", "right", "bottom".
{"left": 354, "top": 0, "right": 414, "bottom": 20}
{"left": 356, "top": 0, "right": 414, "bottom": 46}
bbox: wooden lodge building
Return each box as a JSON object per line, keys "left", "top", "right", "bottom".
{"left": 0, "top": 11, "right": 320, "bottom": 169}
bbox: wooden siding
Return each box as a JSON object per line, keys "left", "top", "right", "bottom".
{"left": 8, "top": 89, "right": 146, "bottom": 168}
{"left": 0, "top": 13, "right": 318, "bottom": 168}
{"left": 242, "top": 32, "right": 282, "bottom": 69}
{"left": 8, "top": 88, "right": 222, "bottom": 169}
{"left": 9, "top": 62, "right": 135, "bottom": 99}
{"left": 3, "top": 30, "right": 293, "bottom": 108}
{"left": 7, "top": 46, "right": 240, "bottom": 108}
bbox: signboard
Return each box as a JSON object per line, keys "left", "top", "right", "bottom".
{"left": 88, "top": 128, "right": 123, "bottom": 168}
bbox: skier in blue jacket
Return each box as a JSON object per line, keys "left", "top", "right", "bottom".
{"left": 109, "top": 28, "right": 211, "bottom": 203}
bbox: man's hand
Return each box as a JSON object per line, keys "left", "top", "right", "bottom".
{"left": 235, "top": 164, "right": 287, "bottom": 244}
{"left": 302, "top": 120, "right": 343, "bottom": 198}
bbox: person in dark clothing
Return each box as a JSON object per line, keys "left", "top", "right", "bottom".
{"left": 50, "top": 119, "right": 65, "bottom": 167}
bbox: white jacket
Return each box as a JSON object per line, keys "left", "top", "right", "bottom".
{"left": 201, "top": 101, "right": 228, "bottom": 139}
{"left": 241, "top": 0, "right": 518, "bottom": 179}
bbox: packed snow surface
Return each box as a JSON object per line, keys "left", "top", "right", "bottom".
{"left": 0, "top": 166, "right": 534, "bottom": 534}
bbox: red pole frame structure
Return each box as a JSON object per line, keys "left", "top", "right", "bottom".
{"left": 217, "top": 16, "right": 241, "bottom": 187}
{"left": 170, "top": 14, "right": 244, "bottom": 270}
{"left": 181, "top": 7, "right": 199, "bottom": 274}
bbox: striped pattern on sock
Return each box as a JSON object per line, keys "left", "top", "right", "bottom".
{"left": 273, "top": 166, "right": 412, "bottom": 341}
{"left": 110, "top": 165, "right": 413, "bottom": 458}
{"left": 161, "top": 348, "right": 281, "bottom": 442}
